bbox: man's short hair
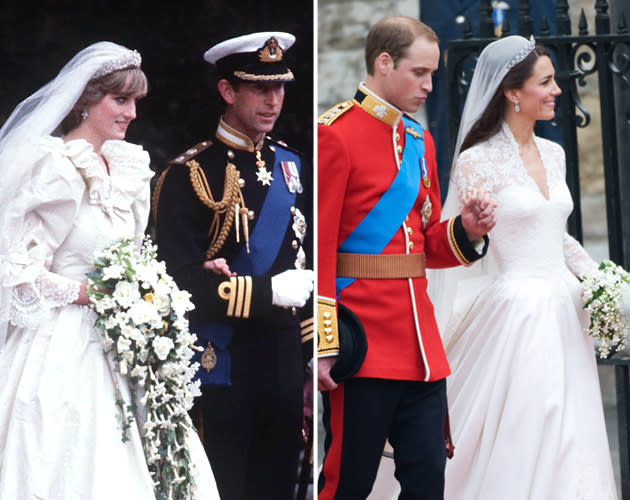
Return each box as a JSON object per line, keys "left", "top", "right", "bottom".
{"left": 365, "top": 16, "right": 439, "bottom": 75}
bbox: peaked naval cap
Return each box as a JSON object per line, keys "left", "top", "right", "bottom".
{"left": 204, "top": 31, "right": 296, "bottom": 82}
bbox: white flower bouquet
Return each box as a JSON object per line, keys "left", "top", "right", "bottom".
{"left": 87, "top": 236, "right": 201, "bottom": 500}
{"left": 582, "top": 260, "right": 630, "bottom": 358}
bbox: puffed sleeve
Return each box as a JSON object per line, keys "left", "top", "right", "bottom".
{"left": 3, "top": 144, "right": 85, "bottom": 329}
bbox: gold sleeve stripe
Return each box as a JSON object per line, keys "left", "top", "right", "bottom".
{"left": 301, "top": 317, "right": 315, "bottom": 343}
{"left": 447, "top": 218, "right": 472, "bottom": 266}
{"left": 234, "top": 276, "right": 245, "bottom": 317}
{"left": 218, "top": 276, "right": 253, "bottom": 318}
{"left": 300, "top": 317, "right": 314, "bottom": 330}
{"left": 242, "top": 276, "right": 252, "bottom": 318}
{"left": 317, "top": 296, "right": 340, "bottom": 356}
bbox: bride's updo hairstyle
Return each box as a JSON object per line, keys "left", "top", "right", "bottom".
{"left": 60, "top": 66, "right": 147, "bottom": 135}
{"left": 459, "top": 44, "right": 548, "bottom": 153}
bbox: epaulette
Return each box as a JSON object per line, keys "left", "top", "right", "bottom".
{"left": 169, "top": 140, "right": 213, "bottom": 165}
{"left": 266, "top": 136, "right": 303, "bottom": 156}
{"left": 318, "top": 100, "right": 353, "bottom": 126}
{"left": 152, "top": 140, "right": 214, "bottom": 224}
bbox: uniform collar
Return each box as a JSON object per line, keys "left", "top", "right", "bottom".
{"left": 215, "top": 117, "right": 265, "bottom": 152}
{"left": 353, "top": 82, "right": 403, "bottom": 127}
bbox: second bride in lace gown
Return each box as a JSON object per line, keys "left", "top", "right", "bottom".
{"left": 434, "top": 36, "right": 618, "bottom": 500}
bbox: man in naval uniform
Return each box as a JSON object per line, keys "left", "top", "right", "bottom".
{"left": 153, "top": 31, "right": 314, "bottom": 500}
{"left": 317, "top": 16, "right": 496, "bottom": 500}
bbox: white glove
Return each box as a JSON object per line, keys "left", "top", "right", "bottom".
{"left": 271, "top": 269, "right": 314, "bottom": 308}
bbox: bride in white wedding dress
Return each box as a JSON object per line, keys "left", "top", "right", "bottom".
{"left": 0, "top": 42, "right": 219, "bottom": 500}
{"left": 369, "top": 35, "right": 618, "bottom": 500}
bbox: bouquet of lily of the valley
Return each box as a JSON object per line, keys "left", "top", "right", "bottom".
{"left": 582, "top": 260, "right": 630, "bottom": 359}
{"left": 87, "top": 236, "right": 201, "bottom": 500}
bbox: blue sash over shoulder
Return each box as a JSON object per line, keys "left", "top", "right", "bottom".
{"left": 336, "top": 117, "right": 424, "bottom": 294}
{"left": 194, "top": 145, "right": 301, "bottom": 386}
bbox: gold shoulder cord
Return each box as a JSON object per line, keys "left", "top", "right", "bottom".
{"left": 151, "top": 166, "right": 171, "bottom": 225}
{"left": 187, "top": 160, "right": 249, "bottom": 259}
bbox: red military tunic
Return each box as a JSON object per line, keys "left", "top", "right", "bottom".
{"left": 318, "top": 83, "right": 484, "bottom": 382}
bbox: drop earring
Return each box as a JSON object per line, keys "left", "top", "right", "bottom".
{"left": 514, "top": 101, "right": 520, "bottom": 113}
{"left": 81, "top": 109, "right": 88, "bottom": 120}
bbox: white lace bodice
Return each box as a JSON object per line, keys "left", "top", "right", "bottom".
{"left": 3, "top": 136, "right": 153, "bottom": 330}
{"left": 452, "top": 123, "right": 596, "bottom": 279}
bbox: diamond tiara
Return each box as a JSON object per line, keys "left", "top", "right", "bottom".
{"left": 505, "top": 35, "right": 536, "bottom": 72}
{"left": 91, "top": 50, "right": 142, "bottom": 80}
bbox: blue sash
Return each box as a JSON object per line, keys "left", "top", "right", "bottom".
{"left": 336, "top": 117, "right": 424, "bottom": 294}
{"left": 232, "top": 146, "right": 300, "bottom": 275}
{"left": 194, "top": 145, "right": 301, "bottom": 386}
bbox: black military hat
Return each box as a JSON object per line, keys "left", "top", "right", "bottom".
{"left": 330, "top": 303, "right": 368, "bottom": 383}
{"left": 204, "top": 31, "right": 295, "bottom": 83}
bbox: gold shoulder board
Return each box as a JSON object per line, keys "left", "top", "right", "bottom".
{"left": 169, "top": 140, "right": 213, "bottom": 165}
{"left": 318, "top": 100, "right": 353, "bottom": 126}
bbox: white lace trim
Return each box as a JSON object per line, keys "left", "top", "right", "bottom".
{"left": 9, "top": 272, "right": 80, "bottom": 329}
{"left": 452, "top": 122, "right": 565, "bottom": 207}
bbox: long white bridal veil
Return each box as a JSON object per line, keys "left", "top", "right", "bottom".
{"left": 429, "top": 35, "right": 536, "bottom": 339}
{"left": 0, "top": 42, "right": 140, "bottom": 349}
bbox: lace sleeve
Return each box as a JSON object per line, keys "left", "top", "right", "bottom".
{"left": 563, "top": 232, "right": 598, "bottom": 278}
{"left": 10, "top": 272, "right": 81, "bottom": 329}
{"left": 3, "top": 147, "right": 84, "bottom": 329}
{"left": 451, "top": 148, "right": 496, "bottom": 210}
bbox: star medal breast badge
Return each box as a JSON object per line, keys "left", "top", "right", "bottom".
{"left": 281, "top": 161, "right": 303, "bottom": 193}
{"left": 255, "top": 150, "right": 273, "bottom": 186}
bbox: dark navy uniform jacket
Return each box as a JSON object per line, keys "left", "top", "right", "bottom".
{"left": 153, "top": 118, "right": 313, "bottom": 386}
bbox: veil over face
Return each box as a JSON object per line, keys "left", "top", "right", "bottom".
{"left": 0, "top": 41, "right": 142, "bottom": 347}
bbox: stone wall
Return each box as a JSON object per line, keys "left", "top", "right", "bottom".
{"left": 318, "top": 0, "right": 420, "bottom": 116}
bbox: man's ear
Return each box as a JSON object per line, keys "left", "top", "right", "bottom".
{"left": 373, "top": 52, "right": 394, "bottom": 76}
{"left": 218, "top": 79, "right": 236, "bottom": 105}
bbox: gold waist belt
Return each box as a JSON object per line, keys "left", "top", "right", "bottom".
{"left": 336, "top": 252, "right": 426, "bottom": 279}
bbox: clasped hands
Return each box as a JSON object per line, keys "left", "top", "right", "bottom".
{"left": 460, "top": 188, "right": 497, "bottom": 241}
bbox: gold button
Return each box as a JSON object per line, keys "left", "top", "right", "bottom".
{"left": 407, "top": 227, "right": 413, "bottom": 235}
{"left": 395, "top": 133, "right": 400, "bottom": 141}
{"left": 405, "top": 216, "right": 409, "bottom": 222}
{"left": 326, "top": 334, "right": 334, "bottom": 343}
{"left": 323, "top": 319, "right": 332, "bottom": 327}
{"left": 323, "top": 311, "right": 332, "bottom": 319}
{"left": 290, "top": 206, "right": 296, "bottom": 215}
{"left": 227, "top": 150, "right": 235, "bottom": 159}
{"left": 238, "top": 178, "right": 245, "bottom": 188}
{"left": 397, "top": 145, "right": 402, "bottom": 154}
{"left": 292, "top": 240, "right": 299, "bottom": 249}
{"left": 408, "top": 241, "right": 414, "bottom": 250}
{"left": 324, "top": 327, "right": 332, "bottom": 334}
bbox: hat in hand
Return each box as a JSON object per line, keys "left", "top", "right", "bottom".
{"left": 204, "top": 31, "right": 295, "bottom": 82}
{"left": 330, "top": 303, "right": 367, "bottom": 383}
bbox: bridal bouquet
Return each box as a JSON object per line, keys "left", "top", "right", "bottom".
{"left": 87, "top": 236, "right": 201, "bottom": 500}
{"left": 582, "top": 260, "right": 630, "bottom": 358}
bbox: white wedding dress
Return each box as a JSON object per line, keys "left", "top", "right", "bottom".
{"left": 443, "top": 123, "right": 618, "bottom": 500}
{"left": 0, "top": 137, "right": 220, "bottom": 500}
{"left": 368, "top": 123, "right": 618, "bottom": 500}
